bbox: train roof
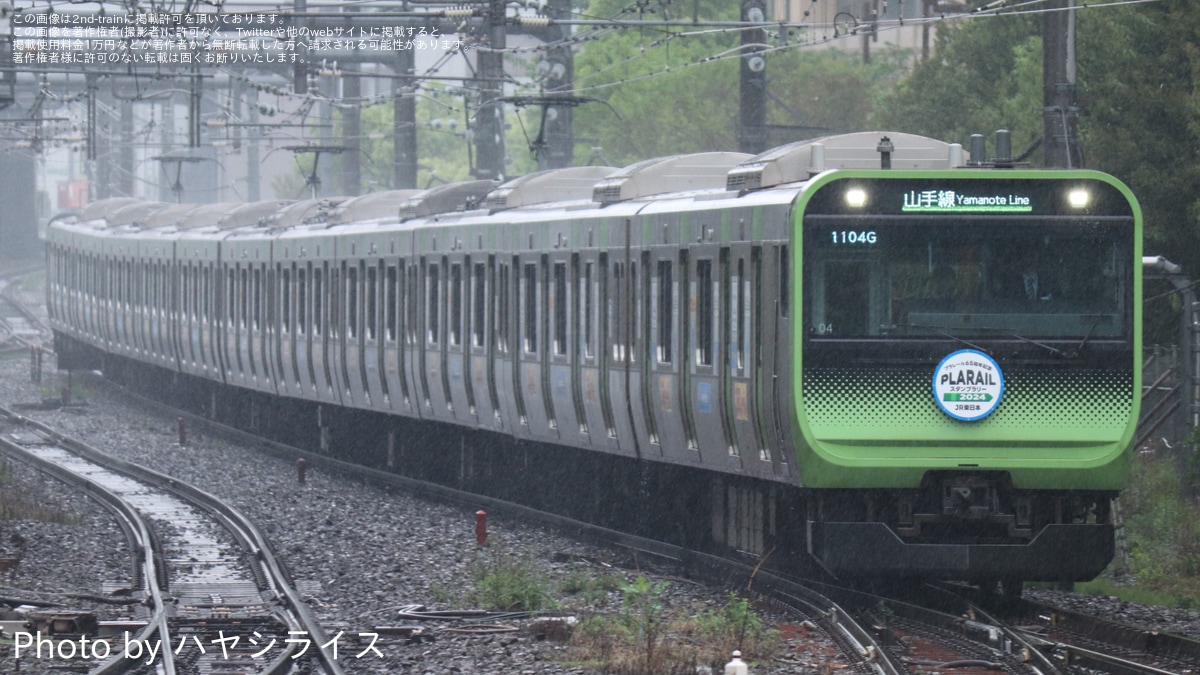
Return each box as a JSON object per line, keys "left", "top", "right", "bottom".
{"left": 593, "top": 152, "right": 751, "bottom": 206}
{"left": 50, "top": 132, "right": 974, "bottom": 239}
{"left": 487, "top": 166, "right": 618, "bottom": 210}
{"left": 727, "top": 131, "right": 968, "bottom": 191}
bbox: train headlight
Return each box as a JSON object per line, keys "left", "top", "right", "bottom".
{"left": 844, "top": 188, "right": 868, "bottom": 208}
{"left": 1067, "top": 188, "right": 1090, "bottom": 209}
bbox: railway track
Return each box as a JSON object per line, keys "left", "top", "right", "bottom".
{"left": 0, "top": 405, "right": 344, "bottom": 675}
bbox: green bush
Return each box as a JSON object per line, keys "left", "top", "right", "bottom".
{"left": 470, "top": 551, "right": 556, "bottom": 612}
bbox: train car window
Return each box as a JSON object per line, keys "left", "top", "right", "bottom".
{"left": 427, "top": 262, "right": 440, "bottom": 345}
{"left": 752, "top": 247, "right": 763, "bottom": 370}
{"left": 450, "top": 262, "right": 463, "bottom": 347}
{"left": 347, "top": 265, "right": 359, "bottom": 340}
{"left": 697, "top": 258, "right": 714, "bottom": 367}
{"left": 583, "top": 260, "right": 594, "bottom": 360}
{"left": 313, "top": 267, "right": 324, "bottom": 336}
{"left": 472, "top": 262, "right": 486, "bottom": 349}
{"left": 657, "top": 259, "right": 673, "bottom": 364}
{"left": 553, "top": 261, "right": 567, "bottom": 357}
{"left": 497, "top": 261, "right": 511, "bottom": 353}
{"left": 385, "top": 265, "right": 397, "bottom": 342}
{"left": 523, "top": 262, "right": 537, "bottom": 354}
{"left": 366, "top": 265, "right": 378, "bottom": 341}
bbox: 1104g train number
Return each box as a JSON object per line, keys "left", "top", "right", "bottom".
{"left": 830, "top": 230, "right": 877, "bottom": 244}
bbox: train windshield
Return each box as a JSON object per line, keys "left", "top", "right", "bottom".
{"left": 803, "top": 218, "right": 1133, "bottom": 342}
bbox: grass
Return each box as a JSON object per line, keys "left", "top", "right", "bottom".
{"left": 1090, "top": 444, "right": 1200, "bottom": 608}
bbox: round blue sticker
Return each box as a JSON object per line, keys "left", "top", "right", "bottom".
{"left": 932, "top": 349, "right": 1004, "bottom": 422}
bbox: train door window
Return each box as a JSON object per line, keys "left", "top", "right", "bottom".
{"left": 779, "top": 245, "right": 790, "bottom": 318}
{"left": 406, "top": 265, "right": 419, "bottom": 344}
{"left": 201, "top": 266, "right": 210, "bottom": 323}
{"left": 610, "top": 262, "right": 625, "bottom": 362}
{"left": 253, "top": 267, "right": 262, "bottom": 331}
{"left": 472, "top": 262, "right": 486, "bottom": 348}
{"left": 313, "top": 267, "right": 324, "bottom": 336}
{"left": 753, "top": 246, "right": 769, "bottom": 461}
{"left": 450, "top": 262, "right": 463, "bottom": 347}
{"left": 239, "top": 267, "right": 249, "bottom": 329}
{"left": 582, "top": 259, "right": 594, "bottom": 360}
{"left": 426, "top": 262, "right": 440, "bottom": 345}
{"left": 385, "top": 265, "right": 397, "bottom": 342}
{"left": 733, "top": 259, "right": 746, "bottom": 373}
{"left": 553, "top": 261, "right": 567, "bottom": 357}
{"left": 497, "top": 261, "right": 510, "bottom": 353}
{"left": 281, "top": 267, "right": 291, "bottom": 333}
{"left": 656, "top": 259, "right": 673, "bottom": 364}
{"left": 366, "top": 264, "right": 378, "bottom": 341}
{"left": 347, "top": 264, "right": 359, "bottom": 340}
{"left": 523, "top": 262, "right": 538, "bottom": 354}
{"left": 696, "top": 258, "right": 713, "bottom": 367}
{"left": 720, "top": 248, "right": 739, "bottom": 457}
{"left": 297, "top": 267, "right": 308, "bottom": 335}
{"left": 226, "top": 269, "right": 235, "bottom": 325}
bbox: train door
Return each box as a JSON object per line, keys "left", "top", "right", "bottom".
{"left": 274, "top": 261, "right": 292, "bottom": 397}
{"left": 382, "top": 259, "right": 410, "bottom": 414}
{"left": 645, "top": 243, "right": 688, "bottom": 460}
{"left": 725, "top": 243, "right": 762, "bottom": 469}
{"left": 548, "top": 251, "right": 583, "bottom": 444}
{"left": 579, "top": 250, "right": 619, "bottom": 452}
{"left": 202, "top": 258, "right": 222, "bottom": 381}
{"left": 420, "top": 255, "right": 453, "bottom": 421}
{"left": 516, "top": 252, "right": 556, "bottom": 439}
{"left": 467, "top": 255, "right": 501, "bottom": 429}
{"left": 687, "top": 243, "right": 734, "bottom": 467}
{"left": 251, "top": 262, "right": 268, "bottom": 391}
{"left": 294, "top": 262, "right": 315, "bottom": 397}
{"left": 446, "top": 255, "right": 476, "bottom": 425}
{"left": 334, "top": 258, "right": 364, "bottom": 405}
{"left": 313, "top": 260, "right": 340, "bottom": 403}
{"left": 493, "top": 257, "right": 521, "bottom": 433}
{"left": 362, "top": 258, "right": 388, "bottom": 411}
{"left": 607, "top": 226, "right": 644, "bottom": 457}
{"left": 232, "top": 263, "right": 250, "bottom": 386}
{"left": 403, "top": 261, "right": 425, "bottom": 418}
{"left": 756, "top": 242, "right": 792, "bottom": 478}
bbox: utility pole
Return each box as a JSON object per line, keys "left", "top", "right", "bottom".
{"left": 1043, "top": 0, "right": 1080, "bottom": 168}
{"left": 474, "top": 0, "right": 507, "bottom": 181}
{"left": 535, "top": 0, "right": 574, "bottom": 170}
{"left": 738, "top": 0, "right": 768, "bottom": 154}
{"left": 393, "top": 48, "right": 417, "bottom": 189}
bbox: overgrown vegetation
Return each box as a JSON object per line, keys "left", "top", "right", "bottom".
{"left": 568, "top": 578, "right": 780, "bottom": 674}
{"left": 470, "top": 550, "right": 559, "bottom": 612}
{"left": 1100, "top": 443, "right": 1200, "bottom": 606}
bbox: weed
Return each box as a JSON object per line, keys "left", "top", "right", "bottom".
{"left": 469, "top": 550, "right": 556, "bottom": 612}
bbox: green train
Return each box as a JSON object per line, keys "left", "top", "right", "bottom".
{"left": 46, "top": 131, "right": 1141, "bottom": 585}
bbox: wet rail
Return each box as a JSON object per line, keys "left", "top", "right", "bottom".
{"left": 0, "top": 405, "right": 345, "bottom": 675}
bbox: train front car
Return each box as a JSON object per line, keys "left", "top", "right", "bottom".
{"left": 795, "top": 170, "right": 1141, "bottom": 585}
